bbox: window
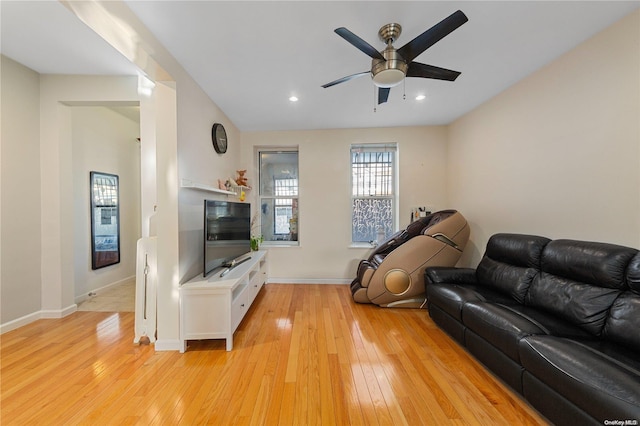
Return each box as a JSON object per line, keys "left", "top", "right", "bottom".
{"left": 351, "top": 144, "right": 397, "bottom": 243}
{"left": 274, "top": 180, "right": 297, "bottom": 234}
{"left": 258, "top": 150, "right": 299, "bottom": 244}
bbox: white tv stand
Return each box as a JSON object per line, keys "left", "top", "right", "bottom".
{"left": 179, "top": 250, "right": 268, "bottom": 352}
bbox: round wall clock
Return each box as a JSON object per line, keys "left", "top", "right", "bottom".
{"left": 211, "top": 123, "right": 228, "bottom": 154}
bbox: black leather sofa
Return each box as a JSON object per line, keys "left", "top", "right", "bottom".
{"left": 425, "top": 233, "right": 640, "bottom": 425}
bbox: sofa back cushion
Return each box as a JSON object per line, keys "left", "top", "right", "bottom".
{"left": 476, "top": 234, "right": 550, "bottom": 303}
{"left": 603, "top": 252, "right": 640, "bottom": 350}
{"left": 627, "top": 252, "right": 640, "bottom": 293}
{"left": 539, "top": 240, "right": 636, "bottom": 289}
{"left": 603, "top": 292, "right": 640, "bottom": 351}
{"left": 526, "top": 240, "right": 639, "bottom": 337}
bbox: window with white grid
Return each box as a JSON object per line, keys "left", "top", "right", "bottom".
{"left": 351, "top": 144, "right": 397, "bottom": 243}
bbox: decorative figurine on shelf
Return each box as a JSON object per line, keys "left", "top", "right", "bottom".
{"left": 218, "top": 179, "right": 233, "bottom": 191}
{"left": 235, "top": 170, "right": 249, "bottom": 187}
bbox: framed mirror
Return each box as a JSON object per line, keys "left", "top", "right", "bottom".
{"left": 90, "top": 171, "right": 120, "bottom": 269}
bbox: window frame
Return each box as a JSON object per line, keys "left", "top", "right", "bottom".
{"left": 258, "top": 149, "right": 300, "bottom": 246}
{"left": 350, "top": 143, "right": 399, "bottom": 245}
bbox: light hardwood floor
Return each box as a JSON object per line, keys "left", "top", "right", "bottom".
{"left": 77, "top": 279, "right": 135, "bottom": 312}
{"left": 1, "top": 284, "right": 549, "bottom": 425}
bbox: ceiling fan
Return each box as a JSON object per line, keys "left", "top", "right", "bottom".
{"left": 322, "top": 10, "right": 468, "bottom": 105}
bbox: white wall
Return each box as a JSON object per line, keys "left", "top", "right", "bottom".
{"left": 176, "top": 75, "right": 242, "bottom": 284}
{"left": 71, "top": 106, "right": 140, "bottom": 301}
{"left": 448, "top": 10, "right": 640, "bottom": 266}
{"left": 241, "top": 126, "right": 449, "bottom": 282}
{"left": 0, "top": 56, "right": 42, "bottom": 325}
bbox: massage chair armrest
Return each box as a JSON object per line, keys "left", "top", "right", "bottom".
{"left": 425, "top": 267, "right": 477, "bottom": 286}
{"left": 367, "top": 230, "right": 408, "bottom": 260}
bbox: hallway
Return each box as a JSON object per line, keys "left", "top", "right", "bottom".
{"left": 77, "top": 279, "right": 135, "bottom": 312}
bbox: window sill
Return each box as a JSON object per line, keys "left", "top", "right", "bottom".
{"left": 261, "top": 242, "right": 300, "bottom": 248}
{"left": 349, "top": 243, "right": 376, "bottom": 249}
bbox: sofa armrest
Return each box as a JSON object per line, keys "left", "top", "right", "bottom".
{"left": 425, "top": 267, "right": 477, "bottom": 285}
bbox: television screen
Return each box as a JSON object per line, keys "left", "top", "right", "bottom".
{"left": 203, "top": 200, "right": 251, "bottom": 277}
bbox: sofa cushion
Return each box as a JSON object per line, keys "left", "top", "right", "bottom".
{"left": 462, "top": 302, "right": 548, "bottom": 362}
{"left": 602, "top": 252, "right": 640, "bottom": 350}
{"left": 519, "top": 335, "right": 640, "bottom": 422}
{"left": 427, "top": 283, "right": 514, "bottom": 321}
{"left": 500, "top": 304, "right": 593, "bottom": 339}
{"left": 476, "top": 234, "right": 550, "bottom": 303}
{"left": 525, "top": 239, "right": 638, "bottom": 336}
{"left": 462, "top": 301, "right": 592, "bottom": 362}
{"left": 540, "top": 239, "right": 638, "bottom": 290}
{"left": 481, "top": 233, "right": 550, "bottom": 269}
{"left": 627, "top": 252, "right": 640, "bottom": 293}
{"left": 526, "top": 273, "right": 621, "bottom": 336}
{"left": 603, "top": 292, "right": 640, "bottom": 351}
{"left": 575, "top": 338, "right": 640, "bottom": 373}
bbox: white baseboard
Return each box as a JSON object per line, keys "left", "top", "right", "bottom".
{"left": 266, "top": 278, "right": 351, "bottom": 285}
{"left": 1, "top": 304, "right": 77, "bottom": 334}
{"left": 41, "top": 304, "right": 77, "bottom": 318}
{"left": 0, "top": 311, "right": 42, "bottom": 334}
{"left": 154, "top": 339, "right": 183, "bottom": 351}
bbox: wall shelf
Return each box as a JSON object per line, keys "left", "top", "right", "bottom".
{"left": 230, "top": 184, "right": 251, "bottom": 192}
{"left": 180, "top": 179, "right": 236, "bottom": 195}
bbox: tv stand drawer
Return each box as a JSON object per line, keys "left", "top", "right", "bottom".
{"left": 231, "top": 284, "right": 248, "bottom": 331}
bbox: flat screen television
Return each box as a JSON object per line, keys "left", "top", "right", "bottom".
{"left": 203, "top": 200, "right": 251, "bottom": 277}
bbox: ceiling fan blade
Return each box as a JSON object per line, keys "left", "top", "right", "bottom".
{"left": 335, "top": 27, "right": 385, "bottom": 61}
{"left": 378, "top": 87, "right": 390, "bottom": 104}
{"left": 407, "top": 62, "right": 461, "bottom": 81}
{"left": 322, "top": 71, "right": 370, "bottom": 88}
{"left": 397, "top": 10, "right": 468, "bottom": 63}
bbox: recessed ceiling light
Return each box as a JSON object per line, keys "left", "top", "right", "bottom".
{"left": 415, "top": 94, "right": 426, "bottom": 101}
{"left": 289, "top": 96, "right": 299, "bottom": 102}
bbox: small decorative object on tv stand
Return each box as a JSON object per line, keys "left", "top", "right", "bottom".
{"left": 179, "top": 251, "right": 268, "bottom": 352}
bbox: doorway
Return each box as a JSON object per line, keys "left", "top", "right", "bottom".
{"left": 70, "top": 104, "right": 141, "bottom": 312}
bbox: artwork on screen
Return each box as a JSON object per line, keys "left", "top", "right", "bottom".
{"left": 203, "top": 200, "right": 251, "bottom": 277}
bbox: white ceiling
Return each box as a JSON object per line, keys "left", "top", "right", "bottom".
{"left": 2, "top": 1, "right": 639, "bottom": 132}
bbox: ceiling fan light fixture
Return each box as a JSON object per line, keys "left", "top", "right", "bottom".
{"left": 372, "top": 68, "right": 405, "bottom": 88}
{"left": 371, "top": 45, "right": 407, "bottom": 88}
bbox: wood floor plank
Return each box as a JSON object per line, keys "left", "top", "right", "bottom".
{"left": 1, "top": 284, "right": 549, "bottom": 425}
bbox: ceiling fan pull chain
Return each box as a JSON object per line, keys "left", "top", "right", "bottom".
{"left": 373, "top": 86, "right": 377, "bottom": 113}
{"left": 403, "top": 79, "right": 406, "bottom": 100}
